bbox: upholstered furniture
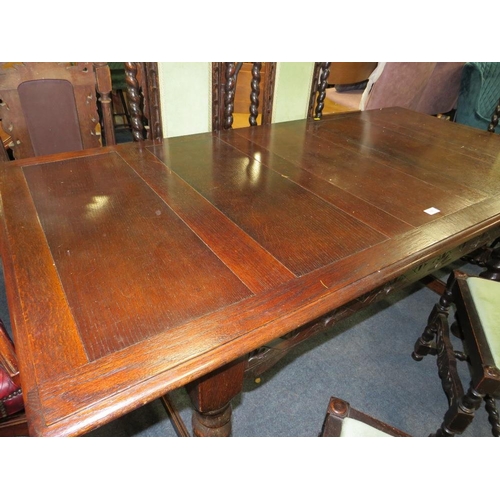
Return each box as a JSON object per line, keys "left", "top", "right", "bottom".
{"left": 413, "top": 264, "right": 500, "bottom": 437}
{"left": 0, "top": 62, "right": 116, "bottom": 160}
{"left": 0, "top": 319, "right": 28, "bottom": 437}
{"left": 454, "top": 62, "right": 500, "bottom": 134}
{"left": 326, "top": 62, "right": 378, "bottom": 88}
{"left": 325, "top": 62, "right": 464, "bottom": 116}
{"left": 321, "top": 397, "right": 409, "bottom": 437}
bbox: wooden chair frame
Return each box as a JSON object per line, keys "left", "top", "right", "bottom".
{"left": 321, "top": 397, "right": 409, "bottom": 437}
{"left": 413, "top": 267, "right": 500, "bottom": 437}
{"left": 211, "top": 62, "right": 276, "bottom": 131}
{"left": 0, "top": 62, "right": 116, "bottom": 160}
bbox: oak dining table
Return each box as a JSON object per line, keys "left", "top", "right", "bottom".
{"left": 1, "top": 107, "right": 500, "bottom": 437}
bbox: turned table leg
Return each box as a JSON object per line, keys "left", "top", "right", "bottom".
{"left": 187, "top": 357, "right": 246, "bottom": 437}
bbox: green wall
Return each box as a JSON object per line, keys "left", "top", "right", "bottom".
{"left": 272, "top": 62, "right": 315, "bottom": 123}
{"left": 158, "top": 62, "right": 211, "bottom": 138}
{"left": 158, "top": 62, "right": 315, "bottom": 138}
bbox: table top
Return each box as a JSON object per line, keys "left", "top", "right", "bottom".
{"left": 1, "top": 107, "right": 500, "bottom": 436}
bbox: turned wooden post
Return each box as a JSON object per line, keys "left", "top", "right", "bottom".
{"left": 124, "top": 62, "right": 145, "bottom": 142}
{"left": 94, "top": 62, "right": 116, "bottom": 146}
{"left": 223, "top": 63, "right": 237, "bottom": 130}
{"left": 187, "top": 357, "right": 246, "bottom": 437}
{"left": 249, "top": 62, "right": 261, "bottom": 126}
{"left": 314, "top": 62, "right": 331, "bottom": 120}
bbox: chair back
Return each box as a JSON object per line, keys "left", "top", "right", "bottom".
{"left": 362, "top": 62, "right": 433, "bottom": 110}
{"left": 0, "top": 62, "right": 116, "bottom": 160}
{"left": 212, "top": 63, "right": 276, "bottom": 130}
{"left": 362, "top": 62, "right": 463, "bottom": 115}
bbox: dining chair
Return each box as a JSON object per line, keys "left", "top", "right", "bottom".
{"left": 109, "top": 62, "right": 131, "bottom": 133}
{"left": 321, "top": 397, "right": 409, "bottom": 437}
{"left": 412, "top": 268, "right": 500, "bottom": 437}
{"left": 454, "top": 62, "right": 500, "bottom": 134}
{"left": 0, "top": 319, "right": 28, "bottom": 437}
{"left": 122, "top": 62, "right": 162, "bottom": 142}
{"left": 0, "top": 62, "right": 116, "bottom": 160}
{"left": 319, "top": 62, "right": 464, "bottom": 118}
{"left": 212, "top": 62, "right": 277, "bottom": 131}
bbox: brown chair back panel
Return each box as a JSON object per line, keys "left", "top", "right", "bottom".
{"left": 18, "top": 79, "right": 83, "bottom": 156}
{"left": 0, "top": 63, "right": 115, "bottom": 160}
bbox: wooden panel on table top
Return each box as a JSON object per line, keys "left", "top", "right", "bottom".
{"left": 149, "top": 135, "right": 386, "bottom": 277}
{"left": 232, "top": 122, "right": 477, "bottom": 227}
{"left": 0, "top": 166, "right": 88, "bottom": 382}
{"left": 37, "top": 192, "right": 500, "bottom": 433}
{"left": 119, "top": 144, "right": 295, "bottom": 293}
{"left": 361, "top": 107, "right": 500, "bottom": 160}
{"left": 308, "top": 113, "right": 497, "bottom": 199}
{"left": 22, "top": 152, "right": 252, "bottom": 361}
{"left": 221, "top": 131, "right": 413, "bottom": 237}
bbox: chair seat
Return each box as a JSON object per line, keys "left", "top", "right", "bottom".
{"left": 321, "top": 397, "right": 410, "bottom": 437}
{"left": 340, "top": 417, "right": 393, "bottom": 437}
{"left": 467, "top": 277, "right": 500, "bottom": 369}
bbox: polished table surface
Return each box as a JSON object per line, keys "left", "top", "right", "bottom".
{"left": 2, "top": 107, "right": 500, "bottom": 436}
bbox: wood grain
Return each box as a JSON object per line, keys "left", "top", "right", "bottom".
{"left": 1, "top": 107, "right": 500, "bottom": 436}
{"left": 23, "top": 153, "right": 252, "bottom": 360}
{"left": 149, "top": 135, "right": 385, "bottom": 276}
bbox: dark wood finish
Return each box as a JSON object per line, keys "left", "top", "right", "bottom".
{"left": 488, "top": 96, "right": 500, "bottom": 133}
{"left": 223, "top": 63, "right": 237, "bottom": 130}
{"left": 308, "top": 63, "right": 323, "bottom": 119}
{"left": 94, "top": 62, "right": 115, "bottom": 146}
{"left": 420, "top": 275, "right": 446, "bottom": 296}
{"left": 413, "top": 266, "right": 500, "bottom": 437}
{"left": 249, "top": 63, "right": 262, "bottom": 126}
{"left": 126, "top": 62, "right": 163, "bottom": 141}
{"left": 212, "top": 63, "right": 276, "bottom": 131}
{"left": 143, "top": 62, "right": 163, "bottom": 141}
{"left": 187, "top": 358, "right": 246, "bottom": 437}
{"left": 124, "top": 62, "right": 146, "bottom": 141}
{"left": 246, "top": 228, "right": 496, "bottom": 379}
{"left": 321, "top": 397, "right": 409, "bottom": 436}
{"left": 0, "top": 411, "right": 28, "bottom": 437}
{"left": 1, "top": 108, "right": 500, "bottom": 437}
{"left": 0, "top": 62, "right": 115, "bottom": 160}
{"left": 313, "top": 62, "right": 330, "bottom": 119}
{"left": 261, "top": 63, "right": 276, "bottom": 126}
{"left": 212, "top": 63, "right": 224, "bottom": 132}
